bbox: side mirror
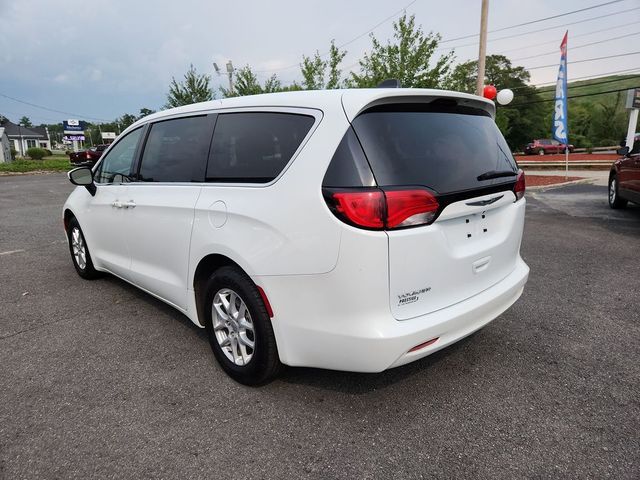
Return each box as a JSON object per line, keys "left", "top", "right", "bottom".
{"left": 68, "top": 166, "right": 96, "bottom": 196}
{"left": 616, "top": 146, "right": 630, "bottom": 157}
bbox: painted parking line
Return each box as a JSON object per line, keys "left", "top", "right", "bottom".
{"left": 0, "top": 249, "right": 26, "bottom": 256}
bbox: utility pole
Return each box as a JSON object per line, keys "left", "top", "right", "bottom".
{"left": 476, "top": 0, "right": 489, "bottom": 96}
{"left": 18, "top": 123, "right": 24, "bottom": 157}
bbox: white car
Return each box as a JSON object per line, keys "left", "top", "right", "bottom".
{"left": 63, "top": 88, "right": 529, "bottom": 385}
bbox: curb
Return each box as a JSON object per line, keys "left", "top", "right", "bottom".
{"left": 0, "top": 170, "right": 65, "bottom": 177}
{"left": 527, "top": 177, "right": 595, "bottom": 192}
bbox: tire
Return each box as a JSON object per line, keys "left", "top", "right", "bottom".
{"left": 538, "top": 149, "right": 545, "bottom": 155}
{"left": 67, "top": 217, "right": 101, "bottom": 279}
{"left": 608, "top": 175, "right": 628, "bottom": 209}
{"left": 203, "top": 266, "right": 281, "bottom": 385}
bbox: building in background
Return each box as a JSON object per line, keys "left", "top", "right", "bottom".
{"left": 0, "top": 116, "right": 51, "bottom": 155}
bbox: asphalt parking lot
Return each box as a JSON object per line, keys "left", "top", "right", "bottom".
{"left": 1, "top": 173, "right": 639, "bottom": 479}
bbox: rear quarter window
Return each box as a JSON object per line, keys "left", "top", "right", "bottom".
{"left": 206, "top": 112, "right": 315, "bottom": 183}
{"left": 352, "top": 103, "right": 517, "bottom": 194}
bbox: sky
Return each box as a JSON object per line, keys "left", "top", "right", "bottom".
{"left": 1, "top": 0, "right": 638, "bottom": 125}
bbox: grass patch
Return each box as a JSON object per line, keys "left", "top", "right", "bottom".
{"left": 0, "top": 155, "right": 72, "bottom": 173}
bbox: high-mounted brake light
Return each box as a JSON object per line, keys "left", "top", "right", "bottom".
{"left": 325, "top": 188, "right": 440, "bottom": 230}
{"left": 514, "top": 170, "right": 525, "bottom": 201}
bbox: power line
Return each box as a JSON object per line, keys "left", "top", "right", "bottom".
{"left": 538, "top": 74, "right": 640, "bottom": 93}
{"left": 511, "top": 31, "right": 640, "bottom": 62}
{"left": 506, "top": 85, "right": 638, "bottom": 107}
{"left": 0, "top": 92, "right": 109, "bottom": 122}
{"left": 526, "top": 68, "right": 640, "bottom": 88}
{"left": 440, "top": 6, "right": 640, "bottom": 49}
{"left": 440, "top": 0, "right": 627, "bottom": 43}
{"left": 526, "top": 51, "right": 640, "bottom": 71}
{"left": 509, "top": 70, "right": 640, "bottom": 91}
{"left": 496, "top": 20, "right": 640, "bottom": 55}
{"left": 252, "top": 0, "right": 416, "bottom": 73}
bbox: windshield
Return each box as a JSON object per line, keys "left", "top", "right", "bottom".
{"left": 352, "top": 104, "right": 518, "bottom": 194}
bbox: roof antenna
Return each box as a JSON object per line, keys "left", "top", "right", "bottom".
{"left": 377, "top": 79, "right": 401, "bottom": 88}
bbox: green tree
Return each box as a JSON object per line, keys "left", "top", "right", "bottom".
{"left": 19, "top": 116, "right": 33, "bottom": 127}
{"left": 221, "top": 66, "right": 283, "bottom": 97}
{"left": 587, "top": 92, "right": 627, "bottom": 146}
{"left": 300, "top": 40, "right": 347, "bottom": 90}
{"left": 165, "top": 64, "right": 213, "bottom": 108}
{"left": 447, "top": 55, "right": 547, "bottom": 150}
{"left": 138, "top": 108, "right": 156, "bottom": 119}
{"left": 349, "top": 14, "right": 453, "bottom": 88}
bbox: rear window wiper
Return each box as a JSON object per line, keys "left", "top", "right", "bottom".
{"left": 477, "top": 170, "right": 517, "bottom": 181}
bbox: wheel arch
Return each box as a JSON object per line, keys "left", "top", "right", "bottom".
{"left": 63, "top": 208, "right": 76, "bottom": 234}
{"left": 192, "top": 253, "right": 251, "bottom": 328}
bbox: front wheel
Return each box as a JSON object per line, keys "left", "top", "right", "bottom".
{"left": 203, "top": 266, "right": 281, "bottom": 385}
{"left": 67, "top": 217, "right": 101, "bottom": 279}
{"left": 608, "top": 175, "right": 628, "bottom": 209}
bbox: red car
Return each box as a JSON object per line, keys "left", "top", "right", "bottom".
{"left": 524, "top": 139, "right": 575, "bottom": 155}
{"left": 609, "top": 134, "right": 640, "bottom": 208}
{"left": 68, "top": 144, "right": 109, "bottom": 166}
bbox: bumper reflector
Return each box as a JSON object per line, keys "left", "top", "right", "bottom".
{"left": 408, "top": 337, "right": 439, "bottom": 353}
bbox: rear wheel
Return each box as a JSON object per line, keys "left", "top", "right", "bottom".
{"left": 538, "top": 149, "right": 545, "bottom": 155}
{"left": 203, "top": 266, "right": 281, "bottom": 385}
{"left": 608, "top": 175, "right": 627, "bottom": 209}
{"left": 67, "top": 217, "right": 101, "bottom": 279}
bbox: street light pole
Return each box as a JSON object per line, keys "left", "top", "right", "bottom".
{"left": 475, "top": 0, "right": 490, "bottom": 96}
{"left": 226, "top": 61, "right": 235, "bottom": 95}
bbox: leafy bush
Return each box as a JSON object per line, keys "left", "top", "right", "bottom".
{"left": 44, "top": 148, "right": 52, "bottom": 156}
{"left": 26, "top": 147, "right": 46, "bottom": 160}
{"left": 10, "top": 148, "right": 16, "bottom": 160}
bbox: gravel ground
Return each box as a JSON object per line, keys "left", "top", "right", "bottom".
{"left": 1, "top": 174, "right": 638, "bottom": 479}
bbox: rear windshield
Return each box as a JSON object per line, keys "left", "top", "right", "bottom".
{"left": 351, "top": 104, "right": 517, "bottom": 194}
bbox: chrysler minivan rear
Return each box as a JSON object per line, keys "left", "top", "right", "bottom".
{"left": 260, "top": 92, "right": 529, "bottom": 372}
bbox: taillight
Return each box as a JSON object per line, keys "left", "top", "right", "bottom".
{"left": 514, "top": 169, "right": 525, "bottom": 201}
{"left": 385, "top": 189, "right": 439, "bottom": 228}
{"left": 331, "top": 190, "right": 385, "bottom": 229}
{"left": 325, "top": 188, "right": 439, "bottom": 230}
{"left": 86, "top": 152, "right": 91, "bottom": 160}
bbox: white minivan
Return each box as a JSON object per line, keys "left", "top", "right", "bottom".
{"left": 64, "top": 88, "right": 529, "bottom": 385}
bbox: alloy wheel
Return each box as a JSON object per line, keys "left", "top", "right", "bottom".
{"left": 609, "top": 179, "right": 616, "bottom": 204}
{"left": 71, "top": 227, "right": 87, "bottom": 270}
{"left": 212, "top": 288, "right": 255, "bottom": 366}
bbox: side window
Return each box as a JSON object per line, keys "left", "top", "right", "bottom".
{"left": 206, "top": 112, "right": 315, "bottom": 183}
{"left": 322, "top": 128, "right": 375, "bottom": 188}
{"left": 94, "top": 128, "right": 143, "bottom": 184}
{"left": 138, "top": 115, "right": 213, "bottom": 182}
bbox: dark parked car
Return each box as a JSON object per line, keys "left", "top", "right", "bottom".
{"left": 524, "top": 138, "right": 575, "bottom": 155}
{"left": 609, "top": 134, "right": 640, "bottom": 209}
{"left": 68, "top": 144, "right": 109, "bottom": 166}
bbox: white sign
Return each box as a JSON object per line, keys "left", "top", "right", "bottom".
{"left": 101, "top": 132, "right": 116, "bottom": 140}
{"left": 67, "top": 119, "right": 80, "bottom": 126}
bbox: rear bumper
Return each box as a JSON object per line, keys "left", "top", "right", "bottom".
{"left": 259, "top": 257, "right": 529, "bottom": 372}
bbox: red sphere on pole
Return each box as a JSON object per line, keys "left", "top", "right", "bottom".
{"left": 483, "top": 85, "right": 497, "bottom": 100}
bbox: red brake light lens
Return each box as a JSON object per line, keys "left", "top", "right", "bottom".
{"left": 514, "top": 169, "right": 525, "bottom": 201}
{"left": 326, "top": 188, "right": 439, "bottom": 230}
{"left": 384, "top": 189, "right": 439, "bottom": 228}
{"left": 331, "top": 190, "right": 385, "bottom": 229}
